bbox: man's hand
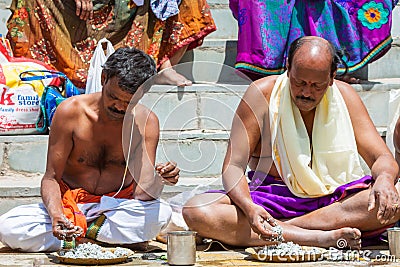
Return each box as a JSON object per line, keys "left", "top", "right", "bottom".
{"left": 155, "top": 161, "right": 180, "bottom": 185}
{"left": 52, "top": 214, "right": 83, "bottom": 241}
{"left": 75, "top": 0, "right": 93, "bottom": 20}
{"left": 368, "top": 176, "right": 399, "bottom": 224}
{"left": 246, "top": 203, "right": 278, "bottom": 241}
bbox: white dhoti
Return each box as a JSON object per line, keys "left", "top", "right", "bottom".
{"left": 0, "top": 196, "right": 172, "bottom": 252}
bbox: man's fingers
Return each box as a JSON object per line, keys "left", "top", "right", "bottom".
{"left": 367, "top": 191, "right": 376, "bottom": 211}
{"left": 156, "top": 161, "right": 178, "bottom": 174}
{"left": 155, "top": 163, "right": 163, "bottom": 171}
{"left": 161, "top": 167, "right": 180, "bottom": 178}
{"left": 258, "top": 231, "right": 277, "bottom": 241}
{"left": 383, "top": 196, "right": 399, "bottom": 223}
{"left": 377, "top": 193, "right": 390, "bottom": 223}
{"left": 162, "top": 175, "right": 179, "bottom": 185}
{"left": 163, "top": 161, "right": 177, "bottom": 171}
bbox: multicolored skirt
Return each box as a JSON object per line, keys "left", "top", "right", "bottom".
{"left": 230, "top": 0, "right": 398, "bottom": 79}
{"left": 7, "top": 0, "right": 216, "bottom": 88}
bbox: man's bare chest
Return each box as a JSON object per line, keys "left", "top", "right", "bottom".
{"left": 72, "top": 139, "right": 126, "bottom": 168}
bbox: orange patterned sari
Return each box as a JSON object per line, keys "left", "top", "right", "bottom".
{"left": 7, "top": 0, "right": 216, "bottom": 88}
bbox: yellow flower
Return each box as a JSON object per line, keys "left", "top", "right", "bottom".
{"left": 364, "top": 8, "right": 381, "bottom": 23}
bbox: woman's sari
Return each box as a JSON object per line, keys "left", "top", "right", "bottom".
{"left": 7, "top": 0, "right": 216, "bottom": 88}
{"left": 230, "top": 0, "right": 398, "bottom": 79}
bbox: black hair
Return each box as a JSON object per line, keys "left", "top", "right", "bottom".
{"left": 287, "top": 36, "right": 349, "bottom": 78}
{"left": 102, "top": 47, "right": 157, "bottom": 94}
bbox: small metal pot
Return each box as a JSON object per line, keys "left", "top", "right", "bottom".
{"left": 167, "top": 231, "right": 197, "bottom": 265}
{"left": 388, "top": 227, "right": 400, "bottom": 258}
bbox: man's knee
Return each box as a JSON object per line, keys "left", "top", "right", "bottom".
{"left": 0, "top": 212, "right": 13, "bottom": 241}
{"left": 182, "top": 194, "right": 216, "bottom": 229}
{"left": 0, "top": 205, "right": 59, "bottom": 252}
{"left": 159, "top": 201, "right": 173, "bottom": 228}
{"left": 0, "top": 211, "right": 40, "bottom": 251}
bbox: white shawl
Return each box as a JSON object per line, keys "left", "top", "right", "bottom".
{"left": 269, "top": 73, "right": 364, "bottom": 198}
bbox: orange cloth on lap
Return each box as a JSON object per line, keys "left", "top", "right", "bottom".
{"left": 59, "top": 181, "right": 134, "bottom": 236}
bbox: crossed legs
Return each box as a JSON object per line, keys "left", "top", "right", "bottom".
{"left": 182, "top": 193, "right": 363, "bottom": 249}
{"left": 287, "top": 183, "right": 400, "bottom": 231}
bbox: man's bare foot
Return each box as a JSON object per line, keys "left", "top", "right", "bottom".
{"left": 156, "top": 68, "right": 192, "bottom": 87}
{"left": 318, "top": 227, "right": 361, "bottom": 249}
{"left": 337, "top": 74, "right": 361, "bottom": 84}
{"left": 121, "top": 241, "right": 149, "bottom": 251}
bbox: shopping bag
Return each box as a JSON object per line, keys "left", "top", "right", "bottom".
{"left": 85, "top": 38, "right": 115, "bottom": 94}
{"left": 20, "top": 70, "right": 81, "bottom": 132}
{"left": 0, "top": 40, "right": 58, "bottom": 134}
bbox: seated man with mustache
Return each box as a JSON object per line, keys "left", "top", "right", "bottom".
{"left": 183, "top": 36, "right": 400, "bottom": 249}
{"left": 0, "top": 47, "right": 180, "bottom": 252}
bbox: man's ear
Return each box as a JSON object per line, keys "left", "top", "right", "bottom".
{"left": 286, "top": 61, "right": 290, "bottom": 76}
{"left": 330, "top": 71, "right": 337, "bottom": 86}
{"left": 101, "top": 71, "right": 106, "bottom": 86}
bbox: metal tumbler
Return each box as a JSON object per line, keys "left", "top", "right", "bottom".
{"left": 388, "top": 227, "right": 400, "bottom": 258}
{"left": 167, "top": 231, "right": 197, "bottom": 265}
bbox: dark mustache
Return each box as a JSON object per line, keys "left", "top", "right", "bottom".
{"left": 296, "top": 96, "right": 314, "bottom": 102}
{"left": 109, "top": 107, "right": 125, "bottom": 115}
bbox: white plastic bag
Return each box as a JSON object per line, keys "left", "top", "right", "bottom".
{"left": 85, "top": 38, "right": 115, "bottom": 94}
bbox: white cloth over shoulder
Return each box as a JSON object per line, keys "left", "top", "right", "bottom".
{"left": 269, "top": 72, "right": 364, "bottom": 198}
{"left": 0, "top": 197, "right": 171, "bottom": 252}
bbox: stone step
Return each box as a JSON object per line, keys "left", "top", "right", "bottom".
{"left": 0, "top": 80, "right": 399, "bottom": 215}
{"left": 0, "top": 81, "right": 399, "bottom": 177}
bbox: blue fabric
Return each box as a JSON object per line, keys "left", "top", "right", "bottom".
{"left": 19, "top": 70, "right": 81, "bottom": 132}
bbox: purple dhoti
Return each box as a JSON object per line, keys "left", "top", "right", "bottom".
{"left": 209, "top": 171, "right": 392, "bottom": 245}
{"left": 248, "top": 171, "right": 372, "bottom": 219}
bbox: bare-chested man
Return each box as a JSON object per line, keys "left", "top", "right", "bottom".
{"left": 183, "top": 36, "right": 400, "bottom": 250}
{"left": 0, "top": 48, "right": 180, "bottom": 252}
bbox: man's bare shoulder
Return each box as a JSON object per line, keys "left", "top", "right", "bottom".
{"left": 246, "top": 75, "right": 279, "bottom": 102}
{"left": 334, "top": 79, "right": 361, "bottom": 103}
{"left": 55, "top": 93, "right": 101, "bottom": 118}
{"left": 50, "top": 93, "right": 101, "bottom": 133}
{"left": 133, "top": 103, "right": 159, "bottom": 128}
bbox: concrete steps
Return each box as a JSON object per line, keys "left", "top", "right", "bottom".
{"left": 1, "top": 1, "right": 400, "bottom": 215}
{"left": 1, "top": 80, "right": 398, "bottom": 176}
